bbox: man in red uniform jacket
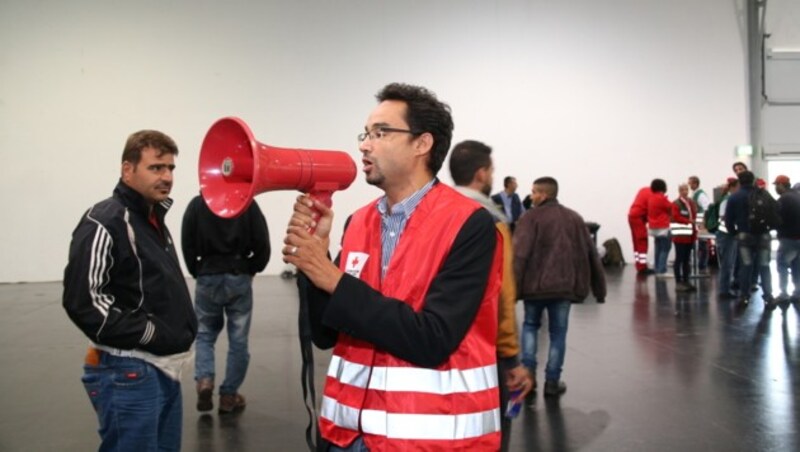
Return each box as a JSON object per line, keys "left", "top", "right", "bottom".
{"left": 628, "top": 180, "right": 662, "bottom": 274}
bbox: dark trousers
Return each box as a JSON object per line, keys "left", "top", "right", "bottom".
{"left": 673, "top": 242, "right": 693, "bottom": 282}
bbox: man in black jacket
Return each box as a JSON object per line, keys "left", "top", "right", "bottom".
{"left": 63, "top": 130, "right": 197, "bottom": 451}
{"left": 181, "top": 195, "right": 270, "bottom": 414}
{"left": 774, "top": 175, "right": 800, "bottom": 306}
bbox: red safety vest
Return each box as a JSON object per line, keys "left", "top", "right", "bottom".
{"left": 320, "top": 183, "right": 503, "bottom": 451}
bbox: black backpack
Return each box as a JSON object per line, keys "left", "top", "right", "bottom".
{"left": 748, "top": 188, "right": 781, "bottom": 234}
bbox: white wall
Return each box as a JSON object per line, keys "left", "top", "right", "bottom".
{"left": 0, "top": 0, "right": 750, "bottom": 282}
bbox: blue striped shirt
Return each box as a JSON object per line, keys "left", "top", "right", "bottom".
{"left": 377, "top": 179, "right": 437, "bottom": 278}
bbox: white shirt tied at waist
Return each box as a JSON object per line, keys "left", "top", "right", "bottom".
{"left": 92, "top": 343, "right": 194, "bottom": 381}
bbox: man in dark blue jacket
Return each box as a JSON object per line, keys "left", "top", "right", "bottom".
{"left": 63, "top": 130, "right": 197, "bottom": 451}
{"left": 492, "top": 176, "right": 523, "bottom": 233}
{"left": 774, "top": 175, "right": 800, "bottom": 305}
{"left": 724, "top": 170, "right": 774, "bottom": 306}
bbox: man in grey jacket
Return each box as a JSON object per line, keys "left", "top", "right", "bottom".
{"left": 513, "top": 176, "right": 606, "bottom": 397}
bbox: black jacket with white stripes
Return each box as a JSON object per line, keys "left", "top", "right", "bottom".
{"left": 63, "top": 181, "right": 197, "bottom": 356}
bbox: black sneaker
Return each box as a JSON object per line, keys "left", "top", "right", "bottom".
{"left": 543, "top": 380, "right": 567, "bottom": 397}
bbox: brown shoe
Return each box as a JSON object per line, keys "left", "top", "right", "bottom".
{"left": 219, "top": 393, "right": 246, "bottom": 414}
{"left": 196, "top": 378, "right": 214, "bottom": 412}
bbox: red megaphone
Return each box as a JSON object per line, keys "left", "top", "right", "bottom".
{"left": 199, "top": 117, "right": 357, "bottom": 218}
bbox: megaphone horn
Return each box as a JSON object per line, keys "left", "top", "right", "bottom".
{"left": 199, "top": 117, "right": 357, "bottom": 218}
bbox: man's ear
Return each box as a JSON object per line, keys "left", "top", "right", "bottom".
{"left": 474, "top": 166, "right": 489, "bottom": 185}
{"left": 121, "top": 161, "right": 134, "bottom": 182}
{"left": 414, "top": 132, "right": 434, "bottom": 157}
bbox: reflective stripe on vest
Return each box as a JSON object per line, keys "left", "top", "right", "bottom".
{"left": 321, "top": 396, "right": 500, "bottom": 440}
{"left": 670, "top": 223, "right": 694, "bottom": 236}
{"left": 327, "top": 355, "right": 498, "bottom": 393}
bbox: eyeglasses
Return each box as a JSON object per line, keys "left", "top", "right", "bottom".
{"left": 357, "top": 127, "right": 416, "bottom": 143}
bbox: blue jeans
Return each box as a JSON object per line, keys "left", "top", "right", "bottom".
{"left": 736, "top": 232, "right": 773, "bottom": 299}
{"left": 82, "top": 353, "right": 182, "bottom": 451}
{"left": 697, "top": 239, "right": 709, "bottom": 270}
{"left": 521, "top": 299, "right": 571, "bottom": 382}
{"left": 653, "top": 235, "right": 671, "bottom": 274}
{"left": 777, "top": 238, "right": 800, "bottom": 297}
{"left": 194, "top": 273, "right": 254, "bottom": 395}
{"left": 716, "top": 232, "right": 738, "bottom": 294}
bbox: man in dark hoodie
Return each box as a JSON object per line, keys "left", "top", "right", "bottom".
{"left": 181, "top": 195, "right": 270, "bottom": 414}
{"left": 514, "top": 176, "right": 606, "bottom": 398}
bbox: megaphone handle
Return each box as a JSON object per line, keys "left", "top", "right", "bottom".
{"left": 307, "top": 191, "right": 333, "bottom": 234}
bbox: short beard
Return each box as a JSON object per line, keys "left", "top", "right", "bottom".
{"left": 366, "top": 174, "right": 385, "bottom": 187}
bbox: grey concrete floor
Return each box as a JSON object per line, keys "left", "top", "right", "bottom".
{"left": 0, "top": 266, "right": 798, "bottom": 451}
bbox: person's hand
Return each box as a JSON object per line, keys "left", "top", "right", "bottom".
{"left": 505, "top": 365, "right": 534, "bottom": 402}
{"left": 287, "top": 194, "right": 334, "bottom": 239}
{"left": 282, "top": 195, "right": 342, "bottom": 293}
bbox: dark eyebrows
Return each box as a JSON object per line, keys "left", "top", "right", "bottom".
{"left": 148, "top": 163, "right": 176, "bottom": 171}
{"left": 365, "top": 122, "right": 391, "bottom": 131}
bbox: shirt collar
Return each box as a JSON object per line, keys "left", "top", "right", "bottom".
{"left": 377, "top": 178, "right": 437, "bottom": 219}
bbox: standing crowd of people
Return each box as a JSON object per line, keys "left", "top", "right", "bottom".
{"left": 626, "top": 161, "right": 800, "bottom": 309}
{"left": 61, "top": 83, "right": 606, "bottom": 451}
{"left": 56, "top": 83, "right": 799, "bottom": 450}
{"left": 57, "top": 81, "right": 797, "bottom": 450}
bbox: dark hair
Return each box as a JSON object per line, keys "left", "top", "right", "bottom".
{"left": 732, "top": 162, "right": 748, "bottom": 172}
{"left": 376, "top": 83, "right": 453, "bottom": 175}
{"left": 449, "top": 140, "right": 492, "bottom": 186}
{"left": 689, "top": 176, "right": 700, "bottom": 185}
{"left": 122, "top": 130, "right": 178, "bottom": 164}
{"left": 650, "top": 178, "right": 667, "bottom": 193}
{"left": 533, "top": 176, "right": 558, "bottom": 199}
{"left": 503, "top": 176, "right": 516, "bottom": 188}
{"left": 738, "top": 170, "right": 755, "bottom": 186}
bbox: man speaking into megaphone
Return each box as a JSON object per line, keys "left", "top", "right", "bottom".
{"left": 282, "top": 83, "right": 504, "bottom": 451}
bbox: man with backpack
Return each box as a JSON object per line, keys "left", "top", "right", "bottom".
{"left": 724, "top": 171, "right": 778, "bottom": 307}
